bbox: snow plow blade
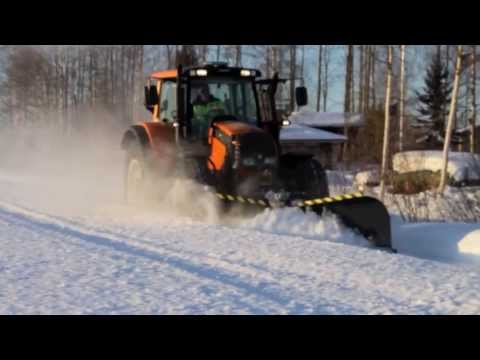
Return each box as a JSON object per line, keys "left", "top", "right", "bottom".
{"left": 319, "top": 197, "right": 392, "bottom": 249}
{"left": 215, "top": 192, "right": 392, "bottom": 250}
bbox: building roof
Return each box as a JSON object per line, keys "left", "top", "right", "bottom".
{"left": 280, "top": 124, "right": 347, "bottom": 144}
{"left": 289, "top": 111, "right": 365, "bottom": 129}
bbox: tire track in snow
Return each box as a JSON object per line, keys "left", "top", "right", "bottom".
{"left": 3, "top": 200, "right": 474, "bottom": 314}
{"left": 0, "top": 204, "right": 284, "bottom": 314}
{"left": 0, "top": 201, "right": 361, "bottom": 314}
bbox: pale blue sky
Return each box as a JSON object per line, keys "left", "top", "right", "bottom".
{"left": 225, "top": 45, "right": 432, "bottom": 114}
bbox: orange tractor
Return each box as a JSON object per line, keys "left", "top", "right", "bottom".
{"left": 121, "top": 63, "right": 392, "bottom": 249}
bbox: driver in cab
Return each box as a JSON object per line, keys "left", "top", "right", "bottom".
{"left": 192, "top": 84, "right": 226, "bottom": 139}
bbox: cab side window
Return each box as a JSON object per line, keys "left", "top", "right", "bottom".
{"left": 159, "top": 81, "right": 177, "bottom": 123}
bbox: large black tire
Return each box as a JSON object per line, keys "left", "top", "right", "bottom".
{"left": 294, "top": 159, "right": 329, "bottom": 217}
{"left": 296, "top": 158, "right": 329, "bottom": 198}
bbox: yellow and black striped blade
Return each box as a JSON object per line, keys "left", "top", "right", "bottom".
{"left": 214, "top": 191, "right": 392, "bottom": 250}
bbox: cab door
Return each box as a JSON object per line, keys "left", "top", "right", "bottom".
{"left": 256, "top": 75, "right": 284, "bottom": 146}
{"left": 146, "top": 80, "right": 177, "bottom": 154}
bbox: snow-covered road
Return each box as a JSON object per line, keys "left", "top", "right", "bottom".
{"left": 1, "top": 169, "right": 480, "bottom": 314}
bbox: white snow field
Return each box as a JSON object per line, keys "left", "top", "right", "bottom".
{"left": 1, "top": 169, "right": 480, "bottom": 315}
{"left": 1, "top": 129, "right": 480, "bottom": 315}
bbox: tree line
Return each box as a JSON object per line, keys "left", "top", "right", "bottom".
{"left": 0, "top": 45, "right": 340, "bottom": 132}
{"left": 0, "top": 45, "right": 478, "bottom": 195}
{"left": 0, "top": 45, "right": 477, "bottom": 139}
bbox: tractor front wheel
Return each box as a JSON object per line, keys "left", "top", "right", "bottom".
{"left": 297, "top": 158, "right": 330, "bottom": 199}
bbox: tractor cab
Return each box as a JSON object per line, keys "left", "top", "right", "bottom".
{"left": 186, "top": 66, "right": 261, "bottom": 142}
{"left": 144, "top": 63, "right": 306, "bottom": 147}
{"left": 140, "top": 63, "right": 307, "bottom": 194}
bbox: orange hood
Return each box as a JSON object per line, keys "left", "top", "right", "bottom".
{"left": 214, "top": 121, "right": 263, "bottom": 137}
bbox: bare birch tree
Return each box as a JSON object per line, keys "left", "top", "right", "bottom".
{"left": 364, "top": 45, "right": 371, "bottom": 112}
{"left": 470, "top": 45, "right": 477, "bottom": 153}
{"left": 235, "top": 45, "right": 242, "bottom": 67}
{"left": 323, "top": 46, "right": 330, "bottom": 112}
{"left": 300, "top": 45, "right": 305, "bottom": 84}
{"left": 399, "top": 45, "right": 407, "bottom": 152}
{"left": 289, "top": 45, "right": 297, "bottom": 112}
{"left": 316, "top": 45, "right": 323, "bottom": 112}
{"left": 370, "top": 46, "right": 377, "bottom": 109}
{"left": 343, "top": 45, "right": 354, "bottom": 162}
{"left": 359, "top": 45, "right": 364, "bottom": 113}
{"left": 380, "top": 46, "right": 393, "bottom": 200}
{"left": 344, "top": 45, "right": 353, "bottom": 113}
{"left": 439, "top": 45, "right": 463, "bottom": 194}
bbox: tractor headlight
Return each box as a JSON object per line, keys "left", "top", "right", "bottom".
{"left": 242, "top": 157, "right": 256, "bottom": 167}
{"left": 264, "top": 157, "right": 277, "bottom": 166}
{"left": 190, "top": 69, "right": 208, "bottom": 77}
{"left": 242, "top": 157, "right": 276, "bottom": 167}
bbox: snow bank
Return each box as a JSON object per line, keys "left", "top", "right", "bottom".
{"left": 393, "top": 151, "right": 480, "bottom": 182}
{"left": 393, "top": 220, "right": 480, "bottom": 263}
{"left": 354, "top": 169, "right": 380, "bottom": 187}
{"left": 247, "top": 205, "right": 480, "bottom": 264}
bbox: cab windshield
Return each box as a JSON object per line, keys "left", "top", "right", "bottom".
{"left": 190, "top": 78, "right": 258, "bottom": 138}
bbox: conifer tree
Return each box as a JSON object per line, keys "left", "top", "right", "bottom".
{"left": 416, "top": 53, "right": 453, "bottom": 142}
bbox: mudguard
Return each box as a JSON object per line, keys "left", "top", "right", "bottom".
{"left": 121, "top": 125, "right": 151, "bottom": 152}
{"left": 121, "top": 123, "right": 177, "bottom": 180}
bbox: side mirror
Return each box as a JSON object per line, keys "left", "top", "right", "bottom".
{"left": 145, "top": 85, "right": 159, "bottom": 109}
{"left": 295, "top": 86, "right": 308, "bottom": 107}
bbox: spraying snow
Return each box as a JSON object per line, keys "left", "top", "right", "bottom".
{"left": 242, "top": 207, "right": 370, "bottom": 247}
{"left": 157, "top": 178, "right": 222, "bottom": 224}
{"left": 0, "top": 116, "right": 224, "bottom": 224}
